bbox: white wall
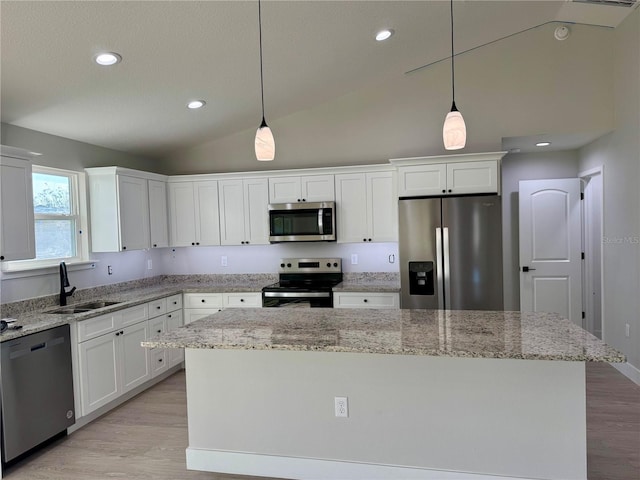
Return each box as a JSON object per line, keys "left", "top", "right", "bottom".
{"left": 578, "top": 7, "right": 639, "bottom": 373}
{"left": 501, "top": 151, "right": 580, "bottom": 310}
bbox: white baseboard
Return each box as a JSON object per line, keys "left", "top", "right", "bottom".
{"left": 611, "top": 361, "right": 640, "bottom": 386}
{"left": 186, "top": 448, "right": 541, "bottom": 480}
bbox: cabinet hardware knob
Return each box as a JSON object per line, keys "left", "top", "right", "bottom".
{"left": 122, "top": 246, "right": 127, "bottom": 250}
{"left": 153, "top": 244, "right": 157, "bottom": 247}
{"left": 168, "top": 314, "right": 172, "bottom": 318}
{"left": 157, "top": 329, "right": 162, "bottom": 333}
{"left": 363, "top": 299, "right": 368, "bottom": 303}
{"left": 448, "top": 189, "right": 452, "bottom": 193}
{"left": 173, "top": 301, "right": 177, "bottom": 305}
{"left": 157, "top": 306, "right": 161, "bottom": 309}
{"left": 368, "top": 238, "right": 372, "bottom": 242}
{"left": 442, "top": 190, "right": 446, "bottom": 193}
{"left": 158, "top": 358, "right": 163, "bottom": 362}
{"left": 241, "top": 241, "right": 245, "bottom": 244}
{"left": 297, "top": 199, "right": 301, "bottom": 202}
{"left": 120, "top": 331, "right": 124, "bottom": 335}
{"left": 246, "top": 241, "right": 250, "bottom": 244}
{"left": 363, "top": 238, "right": 366, "bottom": 242}
{"left": 302, "top": 199, "right": 306, "bottom": 202}
{"left": 191, "top": 242, "right": 195, "bottom": 246}
{"left": 196, "top": 242, "right": 200, "bottom": 245}
{"left": 115, "top": 332, "right": 120, "bottom": 336}
{"left": 240, "top": 298, "right": 244, "bottom": 302}
{"left": 0, "top": 256, "right": 4, "bottom": 260}
{"left": 201, "top": 299, "right": 206, "bottom": 303}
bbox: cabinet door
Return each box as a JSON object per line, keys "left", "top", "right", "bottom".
{"left": 148, "top": 317, "right": 168, "bottom": 377}
{"left": 78, "top": 332, "right": 120, "bottom": 415}
{"left": 218, "top": 179, "right": 246, "bottom": 245}
{"left": 301, "top": 175, "right": 335, "bottom": 202}
{"left": 120, "top": 321, "right": 151, "bottom": 394}
{"left": 243, "top": 178, "right": 269, "bottom": 245}
{"left": 166, "top": 310, "right": 185, "bottom": 366}
{"left": 335, "top": 174, "right": 368, "bottom": 243}
{"left": 148, "top": 180, "right": 169, "bottom": 248}
{"left": 0, "top": 156, "right": 35, "bottom": 261}
{"left": 194, "top": 181, "right": 221, "bottom": 246}
{"left": 118, "top": 175, "right": 150, "bottom": 251}
{"left": 367, "top": 171, "right": 398, "bottom": 242}
{"left": 168, "top": 182, "right": 197, "bottom": 247}
{"left": 397, "top": 164, "right": 447, "bottom": 197}
{"left": 268, "top": 176, "right": 301, "bottom": 203}
{"left": 184, "top": 309, "right": 221, "bottom": 325}
{"left": 446, "top": 161, "right": 498, "bottom": 195}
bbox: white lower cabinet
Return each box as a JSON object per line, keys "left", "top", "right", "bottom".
{"left": 183, "top": 293, "right": 223, "bottom": 325}
{"left": 333, "top": 292, "right": 400, "bottom": 309}
{"left": 78, "top": 316, "right": 150, "bottom": 416}
{"left": 148, "top": 295, "right": 184, "bottom": 377}
{"left": 222, "top": 292, "right": 262, "bottom": 308}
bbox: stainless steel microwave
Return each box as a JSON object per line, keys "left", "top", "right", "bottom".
{"left": 268, "top": 202, "right": 336, "bottom": 242}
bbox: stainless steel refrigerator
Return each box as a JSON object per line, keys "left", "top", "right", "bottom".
{"left": 399, "top": 195, "right": 503, "bottom": 310}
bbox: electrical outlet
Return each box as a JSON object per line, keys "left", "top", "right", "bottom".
{"left": 107, "top": 265, "right": 113, "bottom": 275}
{"left": 221, "top": 255, "right": 228, "bottom": 267}
{"left": 625, "top": 323, "right": 630, "bottom": 338}
{"left": 351, "top": 254, "right": 358, "bottom": 265}
{"left": 334, "top": 396, "right": 349, "bottom": 418}
{"left": 147, "top": 259, "right": 153, "bottom": 270}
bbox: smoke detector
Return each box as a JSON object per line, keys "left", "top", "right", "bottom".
{"left": 554, "top": 25, "right": 571, "bottom": 40}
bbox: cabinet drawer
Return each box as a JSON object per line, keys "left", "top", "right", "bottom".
{"left": 148, "top": 298, "right": 167, "bottom": 317}
{"left": 333, "top": 292, "right": 399, "bottom": 309}
{"left": 77, "top": 313, "right": 118, "bottom": 343}
{"left": 166, "top": 293, "right": 183, "bottom": 311}
{"left": 120, "top": 304, "right": 149, "bottom": 327}
{"left": 150, "top": 348, "right": 167, "bottom": 377}
{"left": 184, "top": 293, "right": 223, "bottom": 309}
{"left": 223, "top": 292, "right": 261, "bottom": 308}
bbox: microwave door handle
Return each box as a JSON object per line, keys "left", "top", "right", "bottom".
{"left": 318, "top": 208, "right": 323, "bottom": 234}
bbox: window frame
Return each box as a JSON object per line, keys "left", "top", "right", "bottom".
{"left": 2, "top": 165, "right": 90, "bottom": 272}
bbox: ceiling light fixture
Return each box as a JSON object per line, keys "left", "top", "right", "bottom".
{"left": 375, "top": 29, "right": 394, "bottom": 41}
{"left": 254, "top": 0, "right": 275, "bottom": 162}
{"left": 536, "top": 141, "right": 551, "bottom": 147}
{"left": 94, "top": 52, "right": 122, "bottom": 66}
{"left": 442, "top": 0, "right": 466, "bottom": 150}
{"left": 187, "top": 100, "right": 206, "bottom": 109}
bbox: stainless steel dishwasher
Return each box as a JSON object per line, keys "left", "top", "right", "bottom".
{"left": 1, "top": 324, "right": 75, "bottom": 464}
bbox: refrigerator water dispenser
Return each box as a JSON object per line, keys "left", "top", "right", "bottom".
{"left": 408, "top": 261, "right": 434, "bottom": 295}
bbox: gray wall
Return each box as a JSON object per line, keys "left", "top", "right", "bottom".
{"left": 578, "top": 8, "right": 639, "bottom": 372}
{"left": 1, "top": 123, "right": 160, "bottom": 173}
{"left": 501, "top": 151, "right": 580, "bottom": 311}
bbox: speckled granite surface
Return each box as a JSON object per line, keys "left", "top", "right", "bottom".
{"left": 333, "top": 272, "right": 400, "bottom": 292}
{"left": 0, "top": 274, "right": 277, "bottom": 342}
{"left": 142, "top": 308, "right": 626, "bottom": 363}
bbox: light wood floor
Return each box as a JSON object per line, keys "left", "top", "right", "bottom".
{"left": 4, "top": 363, "right": 639, "bottom": 480}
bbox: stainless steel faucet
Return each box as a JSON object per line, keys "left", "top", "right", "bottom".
{"left": 59, "top": 262, "right": 76, "bottom": 306}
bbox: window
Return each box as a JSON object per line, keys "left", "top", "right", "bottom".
{"left": 3, "top": 166, "right": 89, "bottom": 271}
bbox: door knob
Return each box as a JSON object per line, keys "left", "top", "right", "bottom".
{"left": 522, "top": 266, "right": 537, "bottom": 272}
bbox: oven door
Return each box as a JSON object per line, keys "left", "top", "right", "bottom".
{"left": 262, "top": 291, "right": 333, "bottom": 308}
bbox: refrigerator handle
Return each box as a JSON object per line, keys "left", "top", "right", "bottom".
{"left": 443, "top": 227, "right": 451, "bottom": 310}
{"left": 435, "top": 228, "right": 445, "bottom": 309}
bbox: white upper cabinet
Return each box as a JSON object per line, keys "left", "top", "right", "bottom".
{"left": 148, "top": 180, "right": 169, "bottom": 248}
{"left": 168, "top": 180, "right": 221, "bottom": 247}
{"left": 117, "top": 175, "right": 150, "bottom": 251}
{"left": 392, "top": 153, "right": 505, "bottom": 197}
{"left": 335, "top": 170, "right": 397, "bottom": 243}
{"left": 268, "top": 174, "right": 334, "bottom": 203}
{"left": 0, "top": 148, "right": 35, "bottom": 261}
{"left": 87, "top": 168, "right": 155, "bottom": 252}
{"left": 219, "top": 178, "right": 269, "bottom": 245}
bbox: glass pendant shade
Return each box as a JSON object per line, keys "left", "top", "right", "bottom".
{"left": 443, "top": 105, "right": 466, "bottom": 150}
{"left": 255, "top": 121, "right": 275, "bottom": 161}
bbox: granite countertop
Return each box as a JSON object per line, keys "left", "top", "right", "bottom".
{"left": 142, "top": 308, "right": 626, "bottom": 363}
{"left": 332, "top": 281, "right": 401, "bottom": 293}
{"left": 0, "top": 280, "right": 271, "bottom": 342}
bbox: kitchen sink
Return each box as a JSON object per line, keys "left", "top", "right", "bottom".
{"left": 48, "top": 300, "right": 121, "bottom": 314}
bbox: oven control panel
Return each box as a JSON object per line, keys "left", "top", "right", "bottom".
{"left": 278, "top": 258, "right": 342, "bottom": 274}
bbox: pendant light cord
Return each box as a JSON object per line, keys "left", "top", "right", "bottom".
{"left": 450, "top": 0, "right": 456, "bottom": 107}
{"left": 258, "top": 0, "right": 266, "bottom": 123}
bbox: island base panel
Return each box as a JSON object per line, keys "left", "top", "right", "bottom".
{"left": 185, "top": 349, "right": 587, "bottom": 480}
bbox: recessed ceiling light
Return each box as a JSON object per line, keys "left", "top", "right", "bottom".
{"left": 536, "top": 141, "right": 551, "bottom": 147}
{"left": 94, "top": 52, "right": 122, "bottom": 66}
{"left": 187, "top": 100, "right": 206, "bottom": 109}
{"left": 375, "top": 29, "right": 394, "bottom": 42}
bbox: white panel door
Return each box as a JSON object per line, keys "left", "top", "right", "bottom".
{"left": 118, "top": 175, "right": 150, "bottom": 251}
{"left": 243, "top": 178, "right": 269, "bottom": 245}
{"left": 268, "top": 176, "right": 301, "bottom": 203}
{"left": 335, "top": 173, "right": 367, "bottom": 243}
{"left": 78, "top": 332, "right": 120, "bottom": 415}
{"left": 519, "top": 178, "right": 582, "bottom": 325}
{"left": 194, "top": 181, "right": 221, "bottom": 246}
{"left": 367, "top": 171, "right": 397, "bottom": 242}
{"left": 148, "top": 180, "right": 169, "bottom": 248}
{"left": 168, "top": 182, "right": 197, "bottom": 247}
{"left": 446, "top": 161, "right": 498, "bottom": 195}
{"left": 397, "top": 164, "right": 446, "bottom": 197}
{"left": 218, "top": 179, "right": 246, "bottom": 245}
{"left": 301, "top": 174, "right": 335, "bottom": 202}
{"left": 0, "top": 156, "right": 35, "bottom": 261}
{"left": 120, "top": 321, "right": 151, "bottom": 394}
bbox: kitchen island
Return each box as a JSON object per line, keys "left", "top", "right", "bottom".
{"left": 143, "top": 309, "right": 625, "bottom": 480}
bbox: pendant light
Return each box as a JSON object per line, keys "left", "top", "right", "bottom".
{"left": 442, "top": 0, "right": 466, "bottom": 150}
{"left": 255, "top": 0, "right": 275, "bottom": 161}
